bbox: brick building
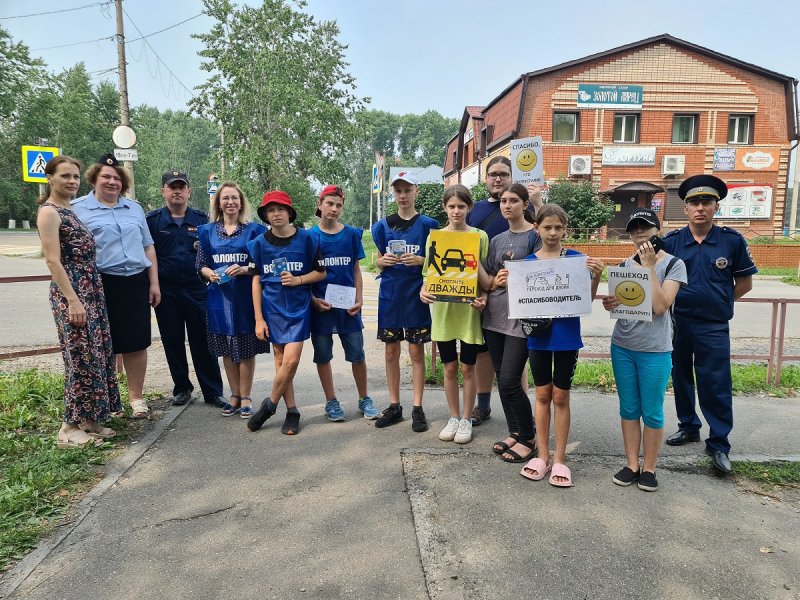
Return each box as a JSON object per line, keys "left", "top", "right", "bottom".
{"left": 443, "top": 34, "right": 799, "bottom": 237}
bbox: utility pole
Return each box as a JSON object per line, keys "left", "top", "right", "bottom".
{"left": 115, "top": 0, "right": 135, "bottom": 199}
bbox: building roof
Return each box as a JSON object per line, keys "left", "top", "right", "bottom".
{"left": 465, "top": 106, "right": 485, "bottom": 119}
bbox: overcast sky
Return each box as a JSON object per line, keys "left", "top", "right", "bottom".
{"left": 2, "top": 0, "right": 798, "bottom": 119}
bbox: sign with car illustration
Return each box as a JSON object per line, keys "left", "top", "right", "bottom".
{"left": 424, "top": 230, "right": 481, "bottom": 302}
{"left": 607, "top": 266, "right": 653, "bottom": 322}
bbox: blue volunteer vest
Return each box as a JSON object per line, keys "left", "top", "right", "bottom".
{"left": 199, "top": 222, "right": 265, "bottom": 336}
{"left": 309, "top": 224, "right": 366, "bottom": 335}
{"left": 371, "top": 215, "right": 438, "bottom": 329}
{"left": 246, "top": 228, "right": 320, "bottom": 344}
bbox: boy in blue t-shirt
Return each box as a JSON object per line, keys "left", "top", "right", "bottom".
{"left": 246, "top": 191, "right": 326, "bottom": 436}
{"left": 371, "top": 172, "right": 438, "bottom": 432}
{"left": 310, "top": 185, "right": 378, "bottom": 421}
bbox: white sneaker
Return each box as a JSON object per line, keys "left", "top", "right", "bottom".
{"left": 438, "top": 417, "right": 460, "bottom": 441}
{"left": 454, "top": 418, "right": 473, "bottom": 444}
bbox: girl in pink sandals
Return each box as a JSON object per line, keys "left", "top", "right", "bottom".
{"left": 519, "top": 205, "right": 604, "bottom": 487}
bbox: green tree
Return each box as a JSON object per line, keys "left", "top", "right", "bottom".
{"left": 130, "top": 106, "right": 221, "bottom": 211}
{"left": 191, "top": 0, "right": 365, "bottom": 223}
{"left": 385, "top": 183, "right": 446, "bottom": 226}
{"left": 545, "top": 177, "right": 615, "bottom": 236}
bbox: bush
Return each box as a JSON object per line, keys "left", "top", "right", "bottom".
{"left": 546, "top": 177, "right": 614, "bottom": 236}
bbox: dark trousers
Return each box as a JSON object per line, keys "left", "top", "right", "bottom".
{"left": 671, "top": 317, "right": 733, "bottom": 453}
{"left": 155, "top": 284, "right": 222, "bottom": 401}
{"left": 484, "top": 329, "right": 534, "bottom": 439}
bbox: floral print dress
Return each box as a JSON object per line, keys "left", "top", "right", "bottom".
{"left": 44, "top": 204, "right": 121, "bottom": 423}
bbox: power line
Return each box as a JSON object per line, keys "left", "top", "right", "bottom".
{"left": 32, "top": 36, "right": 115, "bottom": 52}
{"left": 0, "top": 1, "right": 112, "bottom": 20}
{"left": 122, "top": 6, "right": 193, "bottom": 96}
{"left": 126, "top": 13, "right": 203, "bottom": 43}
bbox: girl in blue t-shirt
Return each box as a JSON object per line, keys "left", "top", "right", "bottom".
{"left": 520, "top": 204, "right": 604, "bottom": 487}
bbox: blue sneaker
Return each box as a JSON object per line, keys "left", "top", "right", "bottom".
{"left": 325, "top": 399, "right": 346, "bottom": 422}
{"left": 358, "top": 396, "right": 380, "bottom": 420}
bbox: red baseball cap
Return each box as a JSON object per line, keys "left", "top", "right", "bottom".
{"left": 316, "top": 185, "right": 345, "bottom": 217}
{"left": 258, "top": 190, "right": 297, "bottom": 223}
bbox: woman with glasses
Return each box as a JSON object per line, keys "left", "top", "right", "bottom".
{"left": 197, "top": 182, "right": 270, "bottom": 418}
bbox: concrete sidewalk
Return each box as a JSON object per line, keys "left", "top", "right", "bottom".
{"left": 2, "top": 339, "right": 799, "bottom": 600}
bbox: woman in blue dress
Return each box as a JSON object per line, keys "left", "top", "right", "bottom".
{"left": 198, "top": 182, "right": 269, "bottom": 419}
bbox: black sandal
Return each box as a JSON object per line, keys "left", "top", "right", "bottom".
{"left": 281, "top": 411, "right": 301, "bottom": 435}
{"left": 492, "top": 433, "right": 519, "bottom": 455}
{"left": 501, "top": 438, "right": 536, "bottom": 463}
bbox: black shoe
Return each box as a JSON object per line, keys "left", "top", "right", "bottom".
{"left": 375, "top": 404, "right": 403, "bottom": 428}
{"left": 612, "top": 466, "right": 640, "bottom": 487}
{"left": 411, "top": 406, "right": 428, "bottom": 433}
{"left": 665, "top": 430, "right": 701, "bottom": 446}
{"left": 205, "top": 396, "right": 226, "bottom": 408}
{"left": 247, "top": 400, "right": 276, "bottom": 431}
{"left": 470, "top": 406, "right": 491, "bottom": 426}
{"left": 637, "top": 471, "right": 658, "bottom": 491}
{"left": 172, "top": 390, "right": 193, "bottom": 406}
{"left": 705, "top": 447, "right": 732, "bottom": 473}
{"left": 281, "top": 412, "right": 301, "bottom": 435}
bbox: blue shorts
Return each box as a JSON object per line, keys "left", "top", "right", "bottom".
{"left": 610, "top": 343, "right": 672, "bottom": 429}
{"left": 312, "top": 330, "right": 365, "bottom": 364}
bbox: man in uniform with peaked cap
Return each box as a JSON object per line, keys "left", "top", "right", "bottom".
{"left": 662, "top": 174, "right": 758, "bottom": 474}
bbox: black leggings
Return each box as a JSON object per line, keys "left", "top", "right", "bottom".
{"left": 483, "top": 329, "right": 534, "bottom": 439}
{"left": 528, "top": 349, "right": 580, "bottom": 390}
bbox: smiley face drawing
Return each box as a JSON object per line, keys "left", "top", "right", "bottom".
{"left": 615, "top": 280, "right": 646, "bottom": 307}
{"left": 516, "top": 149, "right": 537, "bottom": 172}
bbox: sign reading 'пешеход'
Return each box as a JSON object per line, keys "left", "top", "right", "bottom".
{"left": 577, "top": 84, "right": 643, "bottom": 109}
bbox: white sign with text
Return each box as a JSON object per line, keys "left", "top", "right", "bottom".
{"left": 510, "top": 136, "right": 544, "bottom": 185}
{"left": 506, "top": 256, "right": 592, "bottom": 318}
{"left": 608, "top": 267, "right": 653, "bottom": 322}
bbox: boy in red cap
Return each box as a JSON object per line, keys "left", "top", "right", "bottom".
{"left": 309, "top": 185, "right": 378, "bottom": 421}
{"left": 246, "top": 191, "right": 326, "bottom": 435}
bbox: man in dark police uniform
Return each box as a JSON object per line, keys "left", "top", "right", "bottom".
{"left": 147, "top": 170, "right": 224, "bottom": 407}
{"left": 663, "top": 174, "right": 758, "bottom": 473}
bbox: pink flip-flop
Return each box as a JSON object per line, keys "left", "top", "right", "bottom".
{"left": 520, "top": 457, "right": 551, "bottom": 481}
{"left": 549, "top": 463, "right": 574, "bottom": 487}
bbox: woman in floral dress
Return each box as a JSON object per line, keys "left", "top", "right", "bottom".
{"left": 37, "top": 155, "right": 121, "bottom": 448}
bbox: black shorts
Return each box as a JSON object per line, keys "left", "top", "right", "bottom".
{"left": 436, "top": 339, "right": 488, "bottom": 366}
{"left": 528, "top": 349, "right": 579, "bottom": 390}
{"left": 377, "top": 326, "right": 431, "bottom": 345}
{"left": 101, "top": 271, "right": 152, "bottom": 354}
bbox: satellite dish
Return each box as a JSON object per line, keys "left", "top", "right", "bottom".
{"left": 112, "top": 125, "right": 137, "bottom": 149}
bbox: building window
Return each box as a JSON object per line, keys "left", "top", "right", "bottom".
{"left": 553, "top": 113, "right": 578, "bottom": 142}
{"left": 672, "top": 115, "right": 696, "bottom": 144}
{"left": 728, "top": 115, "right": 752, "bottom": 144}
{"left": 452, "top": 150, "right": 457, "bottom": 170}
{"left": 613, "top": 113, "right": 639, "bottom": 143}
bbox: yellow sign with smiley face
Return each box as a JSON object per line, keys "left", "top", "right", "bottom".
{"left": 615, "top": 280, "right": 646, "bottom": 307}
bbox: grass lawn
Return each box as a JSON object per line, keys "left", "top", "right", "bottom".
{"left": 0, "top": 369, "right": 160, "bottom": 571}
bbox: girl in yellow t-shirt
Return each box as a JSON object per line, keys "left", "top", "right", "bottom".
{"left": 420, "top": 185, "right": 489, "bottom": 444}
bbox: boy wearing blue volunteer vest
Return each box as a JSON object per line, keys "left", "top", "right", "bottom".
{"left": 371, "top": 172, "right": 438, "bottom": 432}
{"left": 246, "top": 191, "right": 326, "bottom": 436}
{"left": 309, "top": 185, "right": 378, "bottom": 421}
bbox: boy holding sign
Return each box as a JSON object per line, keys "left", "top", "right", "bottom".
{"left": 246, "top": 191, "right": 326, "bottom": 436}
{"left": 420, "top": 185, "right": 489, "bottom": 444}
{"left": 602, "top": 210, "right": 686, "bottom": 492}
{"left": 371, "top": 172, "right": 439, "bottom": 432}
{"left": 309, "top": 185, "right": 378, "bottom": 422}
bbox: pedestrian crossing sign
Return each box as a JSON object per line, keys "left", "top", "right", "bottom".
{"left": 21, "top": 145, "right": 60, "bottom": 183}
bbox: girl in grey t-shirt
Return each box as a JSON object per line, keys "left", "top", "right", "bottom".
{"left": 601, "top": 210, "right": 687, "bottom": 492}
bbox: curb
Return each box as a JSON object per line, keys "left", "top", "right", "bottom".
{"left": 0, "top": 402, "right": 190, "bottom": 598}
